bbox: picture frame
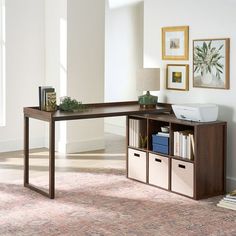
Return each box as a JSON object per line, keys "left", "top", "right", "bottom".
{"left": 162, "top": 26, "right": 189, "bottom": 60}
{"left": 166, "top": 64, "right": 189, "bottom": 91}
{"left": 193, "top": 38, "right": 230, "bottom": 89}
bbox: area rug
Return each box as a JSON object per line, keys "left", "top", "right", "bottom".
{"left": 0, "top": 168, "right": 236, "bottom": 236}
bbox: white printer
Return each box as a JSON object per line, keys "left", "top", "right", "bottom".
{"left": 172, "top": 104, "right": 218, "bottom": 122}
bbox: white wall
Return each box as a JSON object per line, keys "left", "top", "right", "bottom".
{"left": 45, "top": 0, "right": 67, "bottom": 150}
{"left": 0, "top": 0, "right": 5, "bottom": 126}
{"left": 144, "top": 0, "right": 236, "bottom": 190}
{"left": 0, "top": 0, "right": 45, "bottom": 152}
{"left": 105, "top": 2, "right": 143, "bottom": 136}
{"left": 62, "top": 0, "right": 105, "bottom": 153}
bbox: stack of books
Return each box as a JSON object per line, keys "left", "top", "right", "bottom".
{"left": 174, "top": 130, "right": 194, "bottom": 160}
{"left": 217, "top": 190, "right": 236, "bottom": 211}
{"left": 39, "top": 86, "right": 57, "bottom": 111}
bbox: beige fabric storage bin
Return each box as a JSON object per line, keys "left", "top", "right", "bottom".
{"left": 149, "top": 153, "right": 169, "bottom": 189}
{"left": 171, "top": 159, "right": 194, "bottom": 197}
{"left": 128, "top": 148, "right": 147, "bottom": 183}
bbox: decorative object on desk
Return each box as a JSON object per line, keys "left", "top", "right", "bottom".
{"left": 139, "top": 134, "right": 147, "bottom": 149}
{"left": 166, "top": 64, "right": 189, "bottom": 91}
{"left": 59, "top": 96, "right": 87, "bottom": 112}
{"left": 193, "top": 38, "right": 230, "bottom": 89}
{"left": 161, "top": 126, "right": 170, "bottom": 133}
{"left": 38, "top": 86, "right": 56, "bottom": 111}
{"left": 45, "top": 92, "right": 57, "bottom": 112}
{"left": 162, "top": 26, "right": 189, "bottom": 60}
{"left": 136, "top": 68, "right": 160, "bottom": 108}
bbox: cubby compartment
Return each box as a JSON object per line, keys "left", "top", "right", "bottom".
{"left": 171, "top": 123, "right": 195, "bottom": 161}
{"left": 148, "top": 119, "right": 170, "bottom": 154}
{"left": 171, "top": 159, "right": 194, "bottom": 197}
{"left": 128, "top": 148, "right": 147, "bottom": 183}
{"left": 128, "top": 116, "right": 147, "bottom": 150}
{"left": 149, "top": 153, "right": 169, "bottom": 189}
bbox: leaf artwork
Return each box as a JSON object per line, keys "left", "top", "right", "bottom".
{"left": 194, "top": 40, "right": 224, "bottom": 80}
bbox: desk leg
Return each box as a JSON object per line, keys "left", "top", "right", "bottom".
{"left": 24, "top": 116, "right": 55, "bottom": 199}
{"left": 49, "top": 120, "right": 55, "bottom": 199}
{"left": 24, "top": 116, "right": 29, "bottom": 186}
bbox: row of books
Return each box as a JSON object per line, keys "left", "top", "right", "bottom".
{"left": 174, "top": 130, "right": 194, "bottom": 160}
{"left": 38, "top": 86, "right": 57, "bottom": 111}
{"left": 129, "top": 119, "right": 140, "bottom": 148}
{"left": 217, "top": 190, "right": 236, "bottom": 211}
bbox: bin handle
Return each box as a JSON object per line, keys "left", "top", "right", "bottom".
{"left": 178, "top": 164, "right": 186, "bottom": 169}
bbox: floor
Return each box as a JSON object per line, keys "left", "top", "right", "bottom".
{"left": 0, "top": 133, "right": 126, "bottom": 184}
{"left": 1, "top": 133, "right": 236, "bottom": 236}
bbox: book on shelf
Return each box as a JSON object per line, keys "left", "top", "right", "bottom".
{"left": 173, "top": 130, "right": 194, "bottom": 160}
{"left": 129, "top": 119, "right": 141, "bottom": 148}
{"left": 39, "top": 86, "right": 56, "bottom": 111}
{"left": 45, "top": 92, "right": 57, "bottom": 112}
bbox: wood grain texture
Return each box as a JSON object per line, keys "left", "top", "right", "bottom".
{"left": 195, "top": 124, "right": 226, "bottom": 199}
{"left": 24, "top": 101, "right": 171, "bottom": 122}
{"left": 127, "top": 113, "right": 226, "bottom": 200}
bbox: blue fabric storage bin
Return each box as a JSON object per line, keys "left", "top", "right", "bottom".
{"left": 152, "top": 134, "right": 169, "bottom": 146}
{"left": 152, "top": 143, "right": 169, "bottom": 155}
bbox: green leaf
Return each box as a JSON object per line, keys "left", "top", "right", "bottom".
{"left": 218, "top": 44, "right": 224, "bottom": 51}
{"left": 208, "top": 41, "right": 212, "bottom": 49}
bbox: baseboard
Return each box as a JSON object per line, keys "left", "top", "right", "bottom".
{"left": 226, "top": 177, "right": 236, "bottom": 192}
{"left": 56, "top": 137, "right": 105, "bottom": 154}
{"left": 0, "top": 137, "right": 45, "bottom": 153}
{"left": 104, "top": 122, "right": 126, "bottom": 136}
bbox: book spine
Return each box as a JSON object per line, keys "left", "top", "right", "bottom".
{"left": 174, "top": 132, "right": 177, "bottom": 156}
{"left": 137, "top": 120, "right": 140, "bottom": 148}
{"left": 179, "top": 132, "right": 183, "bottom": 157}
{"left": 182, "top": 134, "right": 187, "bottom": 158}
{"left": 187, "top": 135, "right": 191, "bottom": 160}
{"left": 176, "top": 132, "right": 179, "bottom": 156}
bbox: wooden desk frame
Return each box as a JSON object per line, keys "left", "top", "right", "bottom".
{"left": 24, "top": 101, "right": 170, "bottom": 199}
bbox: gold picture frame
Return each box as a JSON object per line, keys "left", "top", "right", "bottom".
{"left": 166, "top": 64, "right": 189, "bottom": 91}
{"left": 162, "top": 26, "right": 189, "bottom": 60}
{"left": 193, "top": 38, "right": 230, "bottom": 89}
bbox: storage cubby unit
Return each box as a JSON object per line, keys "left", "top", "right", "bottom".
{"left": 127, "top": 114, "right": 227, "bottom": 200}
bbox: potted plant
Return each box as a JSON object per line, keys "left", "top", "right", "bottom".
{"left": 59, "top": 96, "right": 87, "bottom": 112}
{"left": 194, "top": 41, "right": 224, "bottom": 84}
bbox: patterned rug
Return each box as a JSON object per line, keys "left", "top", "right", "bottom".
{"left": 0, "top": 168, "right": 236, "bottom": 236}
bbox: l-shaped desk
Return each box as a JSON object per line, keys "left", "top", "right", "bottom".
{"left": 24, "top": 101, "right": 171, "bottom": 199}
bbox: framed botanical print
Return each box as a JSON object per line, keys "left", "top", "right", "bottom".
{"left": 162, "top": 26, "right": 189, "bottom": 60}
{"left": 193, "top": 38, "right": 230, "bottom": 89}
{"left": 166, "top": 64, "right": 189, "bottom": 91}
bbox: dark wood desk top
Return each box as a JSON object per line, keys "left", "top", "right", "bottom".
{"left": 24, "top": 101, "right": 171, "bottom": 122}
